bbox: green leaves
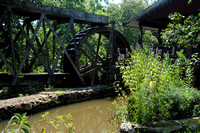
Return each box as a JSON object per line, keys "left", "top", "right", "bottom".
{"left": 4, "top": 113, "right": 31, "bottom": 133}
{"left": 161, "top": 12, "right": 200, "bottom": 48}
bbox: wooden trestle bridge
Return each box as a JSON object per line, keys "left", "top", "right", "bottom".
{"left": 0, "top": 0, "right": 131, "bottom": 87}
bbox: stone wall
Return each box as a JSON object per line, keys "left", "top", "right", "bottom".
{"left": 0, "top": 85, "right": 116, "bottom": 120}
{"left": 120, "top": 117, "right": 200, "bottom": 133}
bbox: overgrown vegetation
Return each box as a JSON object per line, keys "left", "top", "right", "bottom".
{"left": 112, "top": 11, "right": 200, "bottom": 127}
{"left": 114, "top": 48, "right": 200, "bottom": 125}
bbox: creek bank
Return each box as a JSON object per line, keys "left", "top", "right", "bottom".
{"left": 0, "top": 85, "right": 116, "bottom": 120}
{"left": 120, "top": 117, "right": 200, "bottom": 133}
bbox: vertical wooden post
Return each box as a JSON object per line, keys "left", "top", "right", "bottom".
{"left": 52, "top": 22, "right": 56, "bottom": 65}
{"left": 85, "top": 40, "right": 89, "bottom": 66}
{"left": 95, "top": 34, "right": 101, "bottom": 62}
{"left": 111, "top": 22, "right": 115, "bottom": 64}
{"left": 91, "top": 33, "right": 102, "bottom": 86}
{"left": 139, "top": 22, "right": 143, "bottom": 48}
{"left": 0, "top": 9, "right": 7, "bottom": 25}
{"left": 25, "top": 22, "right": 30, "bottom": 72}
{"left": 158, "top": 28, "right": 162, "bottom": 44}
{"left": 72, "top": 23, "right": 79, "bottom": 71}
{"left": 43, "top": 21, "right": 51, "bottom": 70}
{"left": 107, "top": 22, "right": 115, "bottom": 61}
{"left": 8, "top": 13, "right": 16, "bottom": 74}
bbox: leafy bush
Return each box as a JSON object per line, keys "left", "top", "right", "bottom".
{"left": 161, "top": 12, "right": 200, "bottom": 48}
{"left": 118, "top": 49, "right": 200, "bottom": 125}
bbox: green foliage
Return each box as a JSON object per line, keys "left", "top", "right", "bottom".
{"left": 41, "top": 112, "right": 75, "bottom": 132}
{"left": 106, "top": 0, "right": 158, "bottom": 47}
{"left": 3, "top": 112, "right": 75, "bottom": 133}
{"left": 161, "top": 12, "right": 200, "bottom": 48}
{"left": 55, "top": 91, "right": 64, "bottom": 96}
{"left": 3, "top": 113, "right": 31, "bottom": 133}
{"left": 176, "top": 50, "right": 194, "bottom": 87}
{"left": 117, "top": 49, "right": 200, "bottom": 125}
{"left": 143, "top": 30, "right": 158, "bottom": 47}
{"left": 19, "top": 94, "right": 24, "bottom": 97}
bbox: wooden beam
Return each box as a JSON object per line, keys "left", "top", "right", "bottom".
{"left": 13, "top": 22, "right": 27, "bottom": 65}
{"left": 83, "top": 41, "right": 104, "bottom": 63}
{"left": 0, "top": 9, "right": 7, "bottom": 25}
{"left": 9, "top": 9, "right": 51, "bottom": 85}
{"left": 140, "top": 21, "right": 166, "bottom": 30}
{"left": 8, "top": 14, "right": 16, "bottom": 74}
{"left": 44, "top": 16, "right": 84, "bottom": 82}
{"left": 80, "top": 47, "right": 94, "bottom": 63}
{"left": 91, "top": 33, "right": 102, "bottom": 86}
{"left": 107, "top": 23, "right": 115, "bottom": 61}
{"left": 0, "top": 0, "right": 109, "bottom": 25}
{"left": 52, "top": 23, "right": 56, "bottom": 65}
{"left": 81, "top": 60, "right": 107, "bottom": 77}
{"left": 25, "top": 22, "right": 30, "bottom": 72}
{"left": 72, "top": 23, "right": 79, "bottom": 70}
{"left": 43, "top": 21, "right": 51, "bottom": 70}
{"left": 158, "top": 28, "right": 162, "bottom": 44}
{"left": 0, "top": 50, "right": 14, "bottom": 75}
{"left": 28, "top": 23, "right": 52, "bottom": 72}
{"left": 51, "top": 18, "right": 73, "bottom": 73}
{"left": 95, "top": 34, "right": 101, "bottom": 62}
{"left": 139, "top": 22, "right": 143, "bottom": 47}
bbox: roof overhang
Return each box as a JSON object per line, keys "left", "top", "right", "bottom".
{"left": 123, "top": 0, "right": 200, "bottom": 30}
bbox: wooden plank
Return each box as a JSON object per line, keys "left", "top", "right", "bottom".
{"left": 0, "top": 0, "right": 109, "bottom": 25}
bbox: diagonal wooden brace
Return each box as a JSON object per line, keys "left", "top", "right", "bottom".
{"left": 44, "top": 16, "right": 84, "bottom": 82}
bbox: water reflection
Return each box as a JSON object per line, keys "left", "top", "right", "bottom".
{"left": 0, "top": 97, "right": 118, "bottom": 133}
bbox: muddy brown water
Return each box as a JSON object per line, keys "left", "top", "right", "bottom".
{"left": 0, "top": 97, "right": 119, "bottom": 133}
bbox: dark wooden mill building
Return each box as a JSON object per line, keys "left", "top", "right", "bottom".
{"left": 123, "top": 0, "right": 200, "bottom": 46}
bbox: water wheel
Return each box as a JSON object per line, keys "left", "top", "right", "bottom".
{"left": 63, "top": 27, "right": 131, "bottom": 86}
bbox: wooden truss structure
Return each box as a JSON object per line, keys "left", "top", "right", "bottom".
{"left": 0, "top": 0, "right": 130, "bottom": 87}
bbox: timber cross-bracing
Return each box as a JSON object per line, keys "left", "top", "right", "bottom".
{"left": 0, "top": 0, "right": 130, "bottom": 87}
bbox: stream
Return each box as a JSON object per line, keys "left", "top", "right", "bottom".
{"left": 0, "top": 97, "right": 118, "bottom": 133}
